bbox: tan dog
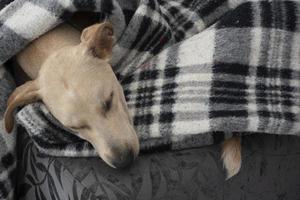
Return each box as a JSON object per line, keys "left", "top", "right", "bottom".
{"left": 4, "top": 22, "right": 140, "bottom": 169}
{"left": 4, "top": 20, "right": 241, "bottom": 178}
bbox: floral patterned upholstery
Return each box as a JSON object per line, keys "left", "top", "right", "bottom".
{"left": 16, "top": 128, "right": 300, "bottom": 200}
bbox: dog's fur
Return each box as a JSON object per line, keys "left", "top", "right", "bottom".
{"left": 4, "top": 19, "right": 241, "bottom": 177}
{"left": 4, "top": 22, "right": 139, "bottom": 169}
{"left": 222, "top": 136, "right": 241, "bottom": 178}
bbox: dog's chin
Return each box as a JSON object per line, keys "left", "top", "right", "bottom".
{"left": 103, "top": 159, "right": 117, "bottom": 169}
{"left": 100, "top": 152, "right": 136, "bottom": 169}
{"left": 92, "top": 142, "right": 137, "bottom": 169}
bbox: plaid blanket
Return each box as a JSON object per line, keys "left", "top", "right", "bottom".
{"left": 1, "top": 0, "right": 300, "bottom": 198}
{"left": 0, "top": 66, "right": 16, "bottom": 200}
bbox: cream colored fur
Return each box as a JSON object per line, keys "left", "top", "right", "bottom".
{"left": 4, "top": 22, "right": 139, "bottom": 168}
{"left": 222, "top": 137, "right": 242, "bottom": 179}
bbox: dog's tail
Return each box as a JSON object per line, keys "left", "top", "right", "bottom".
{"left": 221, "top": 136, "right": 242, "bottom": 179}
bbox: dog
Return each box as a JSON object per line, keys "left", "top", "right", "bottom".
{"left": 3, "top": 19, "right": 241, "bottom": 178}
{"left": 4, "top": 21, "right": 140, "bottom": 169}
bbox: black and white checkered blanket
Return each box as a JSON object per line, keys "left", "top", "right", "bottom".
{"left": 0, "top": 0, "right": 300, "bottom": 198}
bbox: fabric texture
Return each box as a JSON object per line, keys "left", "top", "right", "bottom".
{"left": 16, "top": 131, "right": 300, "bottom": 200}
{"left": 0, "top": 65, "right": 17, "bottom": 200}
{"left": 1, "top": 1, "right": 300, "bottom": 155}
{"left": 7, "top": 0, "right": 300, "bottom": 156}
{"left": 1, "top": 0, "right": 299, "bottom": 199}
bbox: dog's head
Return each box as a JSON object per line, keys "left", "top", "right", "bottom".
{"left": 4, "top": 22, "right": 139, "bottom": 168}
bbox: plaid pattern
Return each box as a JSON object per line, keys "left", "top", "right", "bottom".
{"left": 1, "top": 0, "right": 300, "bottom": 153}
{"left": 0, "top": 66, "right": 16, "bottom": 200}
{"left": 0, "top": 0, "right": 299, "bottom": 176}
{"left": 1, "top": 0, "right": 300, "bottom": 198}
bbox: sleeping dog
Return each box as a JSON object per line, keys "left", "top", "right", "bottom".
{"left": 4, "top": 20, "right": 241, "bottom": 178}
{"left": 4, "top": 22, "right": 139, "bottom": 169}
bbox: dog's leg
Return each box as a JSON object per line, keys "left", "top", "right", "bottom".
{"left": 221, "top": 136, "right": 242, "bottom": 179}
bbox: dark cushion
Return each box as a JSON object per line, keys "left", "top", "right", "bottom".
{"left": 16, "top": 129, "right": 300, "bottom": 200}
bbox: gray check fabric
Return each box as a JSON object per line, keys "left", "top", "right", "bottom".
{"left": 1, "top": 1, "right": 300, "bottom": 198}
{"left": 1, "top": 0, "right": 300, "bottom": 199}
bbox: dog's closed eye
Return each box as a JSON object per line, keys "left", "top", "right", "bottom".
{"left": 103, "top": 92, "right": 113, "bottom": 112}
{"left": 69, "top": 124, "right": 89, "bottom": 130}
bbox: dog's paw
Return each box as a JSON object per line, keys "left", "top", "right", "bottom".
{"left": 221, "top": 137, "right": 242, "bottom": 179}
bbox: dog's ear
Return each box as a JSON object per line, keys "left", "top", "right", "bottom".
{"left": 81, "top": 22, "right": 114, "bottom": 61}
{"left": 4, "top": 80, "right": 40, "bottom": 133}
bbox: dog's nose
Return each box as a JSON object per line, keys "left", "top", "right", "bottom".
{"left": 110, "top": 148, "right": 135, "bottom": 168}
